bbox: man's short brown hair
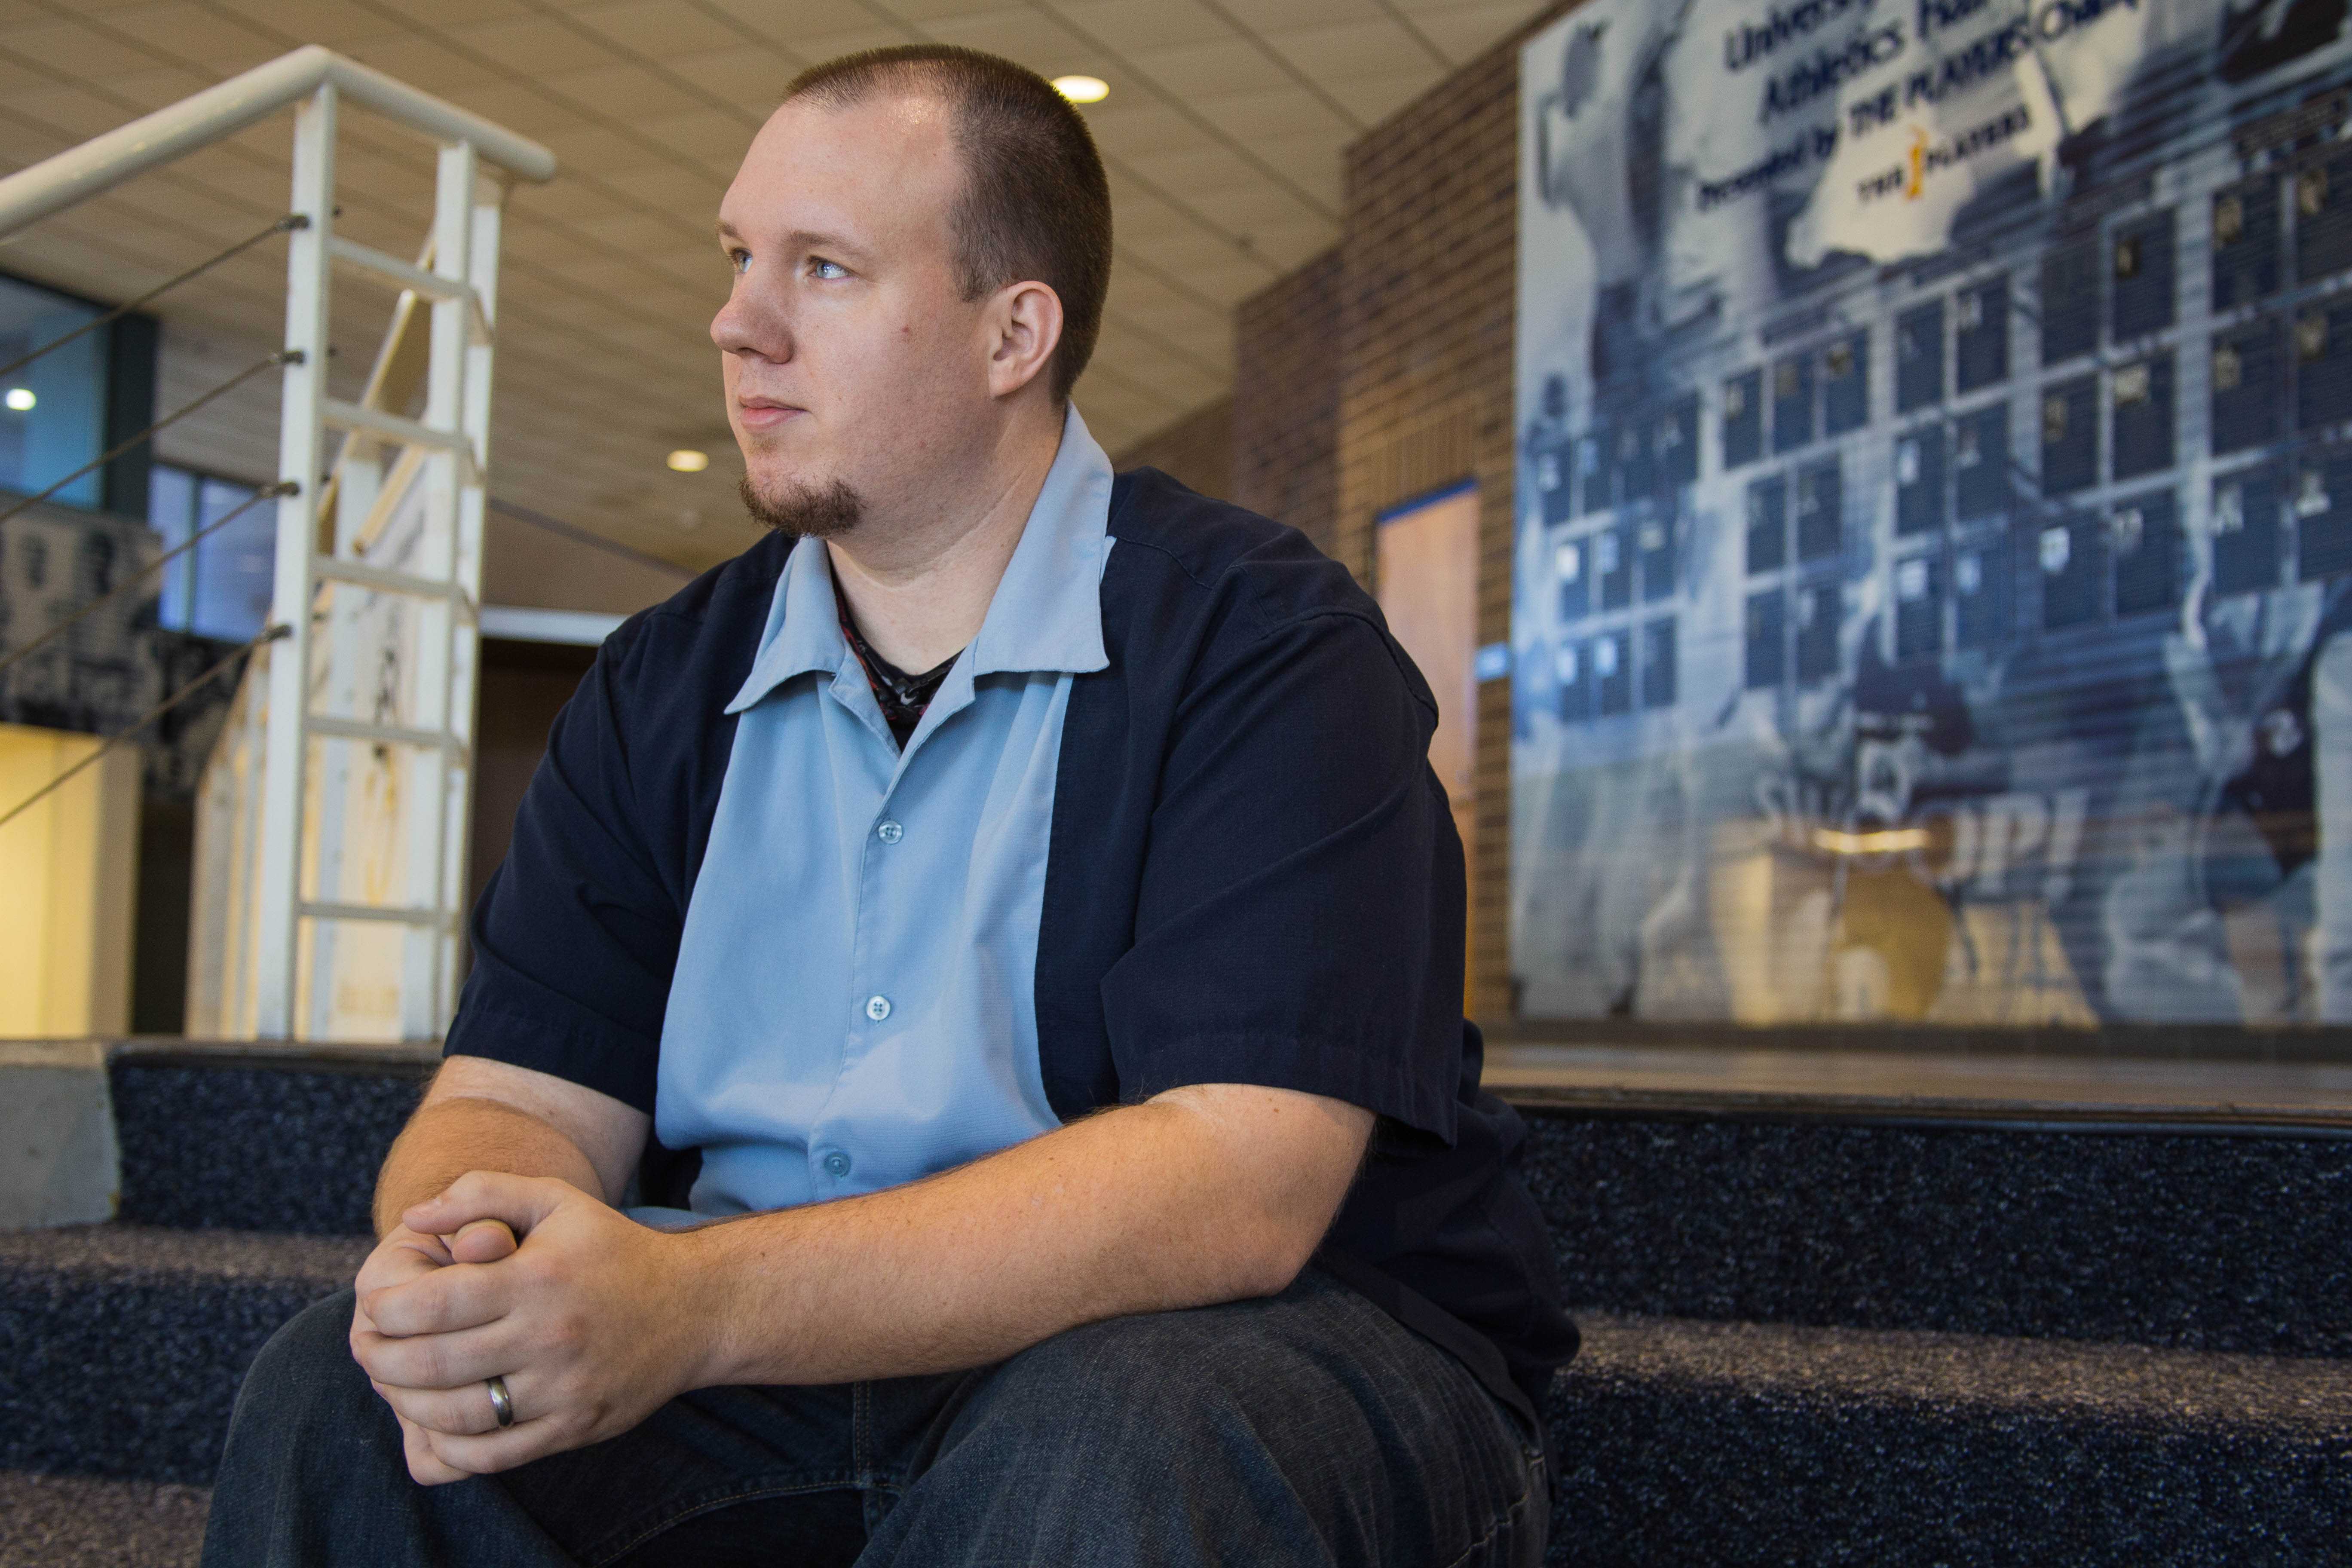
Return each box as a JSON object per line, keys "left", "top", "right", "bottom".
{"left": 782, "top": 45, "right": 1113, "bottom": 403}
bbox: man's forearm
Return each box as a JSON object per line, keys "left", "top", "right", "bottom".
{"left": 682, "top": 1084, "right": 1370, "bottom": 1387}
{"left": 374, "top": 1095, "right": 604, "bottom": 1237}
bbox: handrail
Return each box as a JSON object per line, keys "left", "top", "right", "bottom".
{"left": 0, "top": 45, "right": 556, "bottom": 239}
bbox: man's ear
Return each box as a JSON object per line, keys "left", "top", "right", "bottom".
{"left": 986, "top": 279, "right": 1065, "bottom": 400}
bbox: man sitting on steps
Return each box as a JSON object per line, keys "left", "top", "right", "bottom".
{"left": 202, "top": 44, "right": 1575, "bottom": 1568}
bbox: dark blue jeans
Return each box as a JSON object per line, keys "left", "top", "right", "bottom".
{"left": 202, "top": 1266, "right": 1546, "bottom": 1566}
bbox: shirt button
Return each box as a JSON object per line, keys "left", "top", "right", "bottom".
{"left": 876, "top": 819, "right": 904, "bottom": 844}
{"left": 864, "top": 994, "right": 892, "bottom": 1022}
{"left": 823, "top": 1150, "right": 851, "bottom": 1179}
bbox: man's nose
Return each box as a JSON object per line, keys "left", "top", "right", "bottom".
{"left": 711, "top": 279, "right": 789, "bottom": 360}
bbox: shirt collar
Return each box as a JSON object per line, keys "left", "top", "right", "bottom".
{"left": 726, "top": 403, "right": 1113, "bottom": 716}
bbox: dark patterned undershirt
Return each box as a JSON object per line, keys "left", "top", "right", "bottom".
{"left": 833, "top": 575, "right": 961, "bottom": 748}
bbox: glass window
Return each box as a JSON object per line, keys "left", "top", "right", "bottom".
{"left": 0, "top": 275, "right": 105, "bottom": 510}
{"left": 148, "top": 464, "right": 196, "bottom": 628}
{"left": 147, "top": 461, "right": 269, "bottom": 640}
{"left": 191, "top": 475, "right": 268, "bottom": 640}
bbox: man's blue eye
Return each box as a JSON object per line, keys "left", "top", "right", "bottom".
{"left": 730, "top": 251, "right": 749, "bottom": 274}
{"left": 813, "top": 259, "right": 847, "bottom": 280}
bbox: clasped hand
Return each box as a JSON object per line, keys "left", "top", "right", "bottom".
{"left": 349, "top": 1173, "right": 719, "bottom": 1485}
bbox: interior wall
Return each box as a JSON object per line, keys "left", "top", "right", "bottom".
{"left": 1109, "top": 395, "right": 1233, "bottom": 501}
{"left": 1233, "top": 251, "right": 1344, "bottom": 560}
{"left": 466, "top": 637, "right": 599, "bottom": 948}
{"left": 1228, "top": 6, "right": 1571, "bottom": 1023}
{"left": 0, "top": 724, "right": 139, "bottom": 1038}
{"left": 481, "top": 507, "right": 699, "bottom": 616}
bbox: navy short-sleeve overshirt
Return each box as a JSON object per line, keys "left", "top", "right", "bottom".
{"left": 447, "top": 466, "right": 1578, "bottom": 1424}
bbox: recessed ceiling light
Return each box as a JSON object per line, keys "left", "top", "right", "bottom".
{"left": 666, "top": 449, "right": 709, "bottom": 473}
{"left": 1052, "top": 75, "right": 1109, "bottom": 104}
{"left": 4, "top": 388, "right": 33, "bottom": 411}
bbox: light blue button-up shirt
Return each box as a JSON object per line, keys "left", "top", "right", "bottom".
{"left": 643, "top": 405, "right": 1115, "bottom": 1221}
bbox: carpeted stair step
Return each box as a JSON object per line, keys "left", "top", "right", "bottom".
{"left": 1515, "top": 1111, "right": 2352, "bottom": 1357}
{"left": 1547, "top": 1311, "right": 2352, "bottom": 1567}
{"left": 0, "top": 1226, "right": 367, "bottom": 1485}
{"left": 92, "top": 1054, "right": 2352, "bottom": 1363}
{"left": 107, "top": 1049, "right": 428, "bottom": 1237}
{"left": 5, "top": 1232, "right": 2345, "bottom": 1568}
{"left": 0, "top": 1470, "right": 208, "bottom": 1568}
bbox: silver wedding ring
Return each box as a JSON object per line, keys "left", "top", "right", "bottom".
{"left": 485, "top": 1375, "right": 515, "bottom": 1429}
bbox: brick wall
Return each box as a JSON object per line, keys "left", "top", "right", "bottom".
{"left": 1336, "top": 11, "right": 1569, "bottom": 1023}
{"left": 1108, "top": 394, "right": 1232, "bottom": 501}
{"left": 1110, "top": 4, "right": 1569, "bottom": 1020}
{"left": 1232, "top": 250, "right": 1343, "bottom": 558}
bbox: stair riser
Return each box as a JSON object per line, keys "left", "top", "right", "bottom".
{"left": 0, "top": 1273, "right": 343, "bottom": 1485}
{"left": 90, "top": 1060, "right": 2352, "bottom": 1363}
{"left": 109, "top": 1062, "right": 421, "bottom": 1236}
{"left": 1522, "top": 1115, "right": 2352, "bottom": 1357}
{"left": 1546, "top": 1384, "right": 2352, "bottom": 1567}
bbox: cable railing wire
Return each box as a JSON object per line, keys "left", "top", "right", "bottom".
{"left": 0, "top": 478, "right": 298, "bottom": 684}
{"left": 0, "top": 215, "right": 306, "bottom": 387}
{"left": 0, "top": 348, "right": 298, "bottom": 533}
{"left": 0, "top": 622, "right": 288, "bottom": 833}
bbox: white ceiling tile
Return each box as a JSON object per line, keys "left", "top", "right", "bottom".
{"left": 599, "top": 163, "right": 727, "bottom": 209}
{"left": 921, "top": 11, "right": 1095, "bottom": 73}
{"left": 534, "top": 61, "right": 709, "bottom": 119}
{"left": 1095, "top": 321, "right": 1223, "bottom": 381}
{"left": 1246, "top": 132, "right": 1344, "bottom": 204}
{"left": 638, "top": 108, "right": 757, "bottom": 165}
{"left": 693, "top": 0, "right": 876, "bottom": 50}
{"left": 662, "top": 46, "right": 797, "bottom": 110}
{"left": 92, "top": 65, "right": 216, "bottom": 112}
{"left": 783, "top": 27, "right": 919, "bottom": 62}
{"left": 443, "top": 16, "right": 626, "bottom": 75}
{"left": 4, "top": 84, "right": 146, "bottom": 141}
{"left": 1234, "top": 219, "right": 1334, "bottom": 271}
{"left": 504, "top": 175, "right": 629, "bottom": 220}
{"left": 568, "top": 0, "right": 756, "bottom": 60}
{"left": 1321, "top": 69, "right": 1432, "bottom": 124}
{"left": 380, "top": 0, "right": 539, "bottom": 26}
{"left": 535, "top": 121, "right": 677, "bottom": 174}
{"left": 1103, "top": 268, "right": 1226, "bottom": 323}
{"left": 1227, "top": 0, "right": 1379, "bottom": 25}
{"left": 338, "top": 34, "right": 511, "bottom": 92}
{"left": 1408, "top": 1, "right": 1543, "bottom": 63}
{"left": 567, "top": 208, "right": 694, "bottom": 251}
{"left": 881, "top": 0, "right": 1028, "bottom": 20}
{"left": 1184, "top": 182, "right": 1327, "bottom": 235}
{"left": 1174, "top": 259, "right": 1276, "bottom": 303}
{"left": 0, "top": 49, "right": 49, "bottom": 98}
{"left": 1104, "top": 201, "right": 1203, "bottom": 248}
{"left": 95, "top": 4, "right": 285, "bottom": 70}
{"left": 1081, "top": 102, "right": 1214, "bottom": 162}
{"left": 1121, "top": 37, "right": 1292, "bottom": 98}
{"left": 1122, "top": 144, "right": 1262, "bottom": 200}
{"left": 1183, "top": 85, "right": 1350, "bottom": 141}
{"left": 0, "top": 0, "right": 1504, "bottom": 573}
{"left": 4, "top": 18, "right": 165, "bottom": 77}
{"left": 1259, "top": 18, "right": 1433, "bottom": 80}
{"left": 205, "top": 0, "right": 407, "bottom": 48}
{"left": 1049, "top": 0, "right": 1231, "bottom": 52}
{"left": 428, "top": 80, "right": 588, "bottom": 137}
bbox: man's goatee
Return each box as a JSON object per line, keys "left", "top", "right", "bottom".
{"left": 740, "top": 473, "right": 861, "bottom": 538}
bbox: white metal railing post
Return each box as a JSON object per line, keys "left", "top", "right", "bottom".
{"left": 303, "top": 410, "right": 380, "bottom": 1038}
{"left": 252, "top": 82, "right": 337, "bottom": 1039}
{"left": 0, "top": 47, "right": 554, "bottom": 1046}
{"left": 398, "top": 138, "right": 477, "bottom": 1040}
{"left": 438, "top": 169, "right": 503, "bottom": 1025}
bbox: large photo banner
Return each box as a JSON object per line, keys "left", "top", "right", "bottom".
{"left": 1512, "top": 0, "right": 2352, "bottom": 1028}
